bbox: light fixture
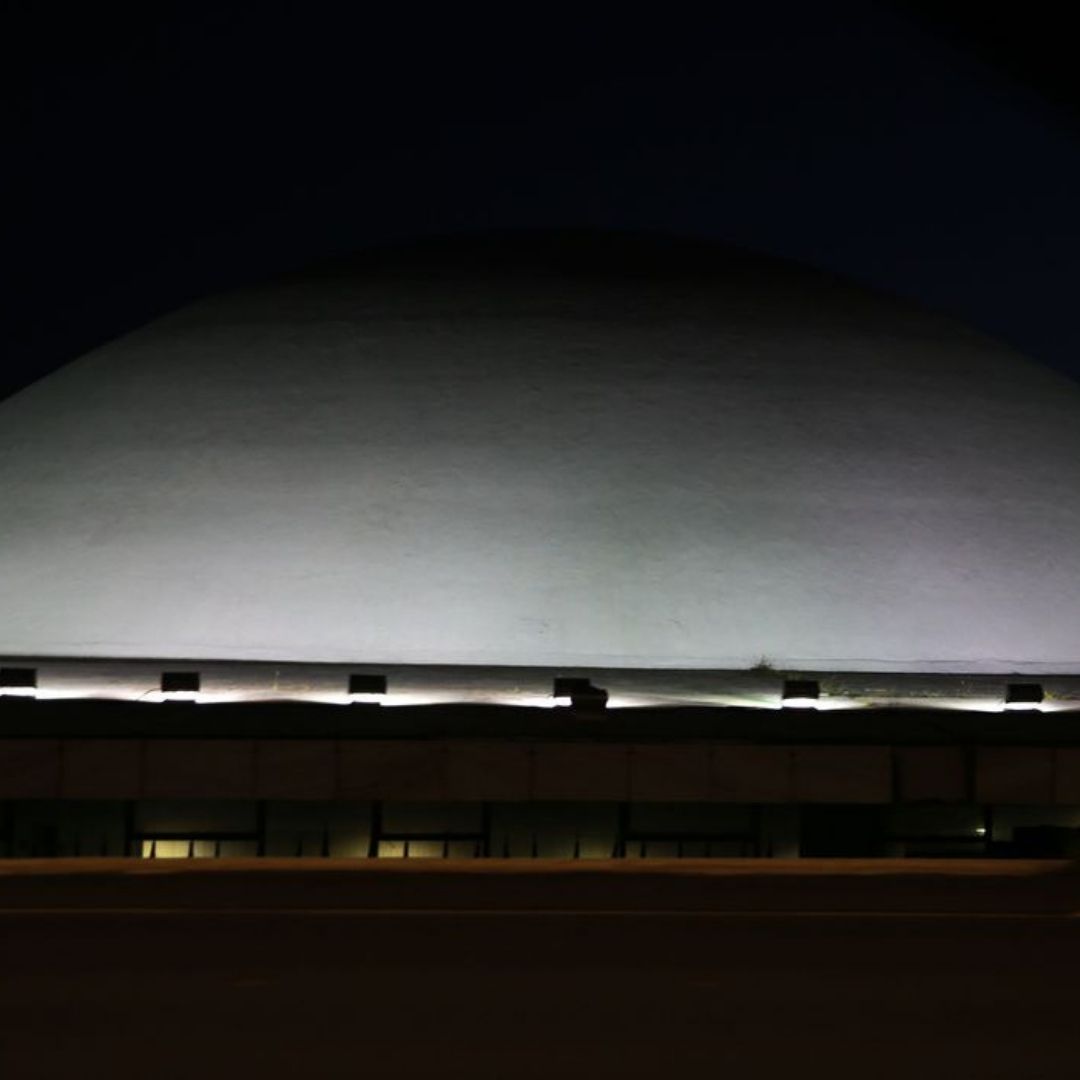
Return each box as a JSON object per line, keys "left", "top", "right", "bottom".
{"left": 348, "top": 673, "right": 387, "bottom": 704}
{"left": 160, "top": 671, "right": 201, "bottom": 702}
{"left": 0, "top": 666, "right": 37, "bottom": 698}
{"left": 782, "top": 679, "right": 820, "bottom": 709}
{"left": 1004, "top": 683, "right": 1044, "bottom": 711}
{"left": 552, "top": 677, "right": 608, "bottom": 710}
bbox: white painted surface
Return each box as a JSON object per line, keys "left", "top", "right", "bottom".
{"left": 2, "top": 244, "right": 1079, "bottom": 671}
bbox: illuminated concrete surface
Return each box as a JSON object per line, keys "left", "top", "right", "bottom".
{"left": 3, "top": 657, "right": 1080, "bottom": 710}
{"left": 1, "top": 860, "right": 1079, "bottom": 1079}
{"left": 2, "top": 235, "right": 1079, "bottom": 673}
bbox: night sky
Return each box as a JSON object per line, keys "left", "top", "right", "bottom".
{"left": 8, "top": 1, "right": 1080, "bottom": 402}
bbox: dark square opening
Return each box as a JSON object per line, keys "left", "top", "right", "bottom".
{"left": 161, "top": 671, "right": 201, "bottom": 693}
{"left": 553, "top": 677, "right": 608, "bottom": 707}
{"left": 348, "top": 674, "right": 387, "bottom": 696}
{"left": 0, "top": 667, "right": 37, "bottom": 689}
{"left": 782, "top": 678, "right": 820, "bottom": 702}
{"left": 1005, "top": 682, "right": 1044, "bottom": 705}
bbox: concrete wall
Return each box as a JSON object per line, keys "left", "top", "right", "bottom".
{"left": 1, "top": 739, "right": 1079, "bottom": 804}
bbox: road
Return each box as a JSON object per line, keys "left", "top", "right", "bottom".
{"left": 2, "top": 860, "right": 1079, "bottom": 1079}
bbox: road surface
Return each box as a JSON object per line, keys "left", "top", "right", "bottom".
{"left": 2, "top": 860, "right": 1078, "bottom": 1079}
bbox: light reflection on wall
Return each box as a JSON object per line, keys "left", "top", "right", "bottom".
{"left": 3, "top": 662, "right": 1080, "bottom": 712}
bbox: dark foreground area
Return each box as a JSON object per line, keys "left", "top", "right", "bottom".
{"left": 2, "top": 860, "right": 1079, "bottom": 1079}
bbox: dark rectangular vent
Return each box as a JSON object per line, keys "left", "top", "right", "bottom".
{"left": 553, "top": 677, "right": 608, "bottom": 709}
{"left": 161, "top": 671, "right": 201, "bottom": 694}
{"left": 1005, "top": 682, "right": 1044, "bottom": 708}
{"left": 0, "top": 667, "right": 37, "bottom": 689}
{"left": 348, "top": 674, "right": 388, "bottom": 696}
{"left": 782, "top": 679, "right": 820, "bottom": 706}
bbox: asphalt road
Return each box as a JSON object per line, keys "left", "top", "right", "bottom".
{"left": 2, "top": 861, "right": 1079, "bottom": 1079}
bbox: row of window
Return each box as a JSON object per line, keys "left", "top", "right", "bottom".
{"left": 4, "top": 800, "right": 1080, "bottom": 859}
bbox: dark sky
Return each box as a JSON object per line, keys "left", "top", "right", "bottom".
{"left": 7, "top": 1, "right": 1080, "bottom": 402}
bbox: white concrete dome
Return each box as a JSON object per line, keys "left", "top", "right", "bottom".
{"left": 1, "top": 233, "right": 1078, "bottom": 673}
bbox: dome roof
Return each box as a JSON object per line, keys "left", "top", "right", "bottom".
{"left": 2, "top": 232, "right": 1078, "bottom": 673}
